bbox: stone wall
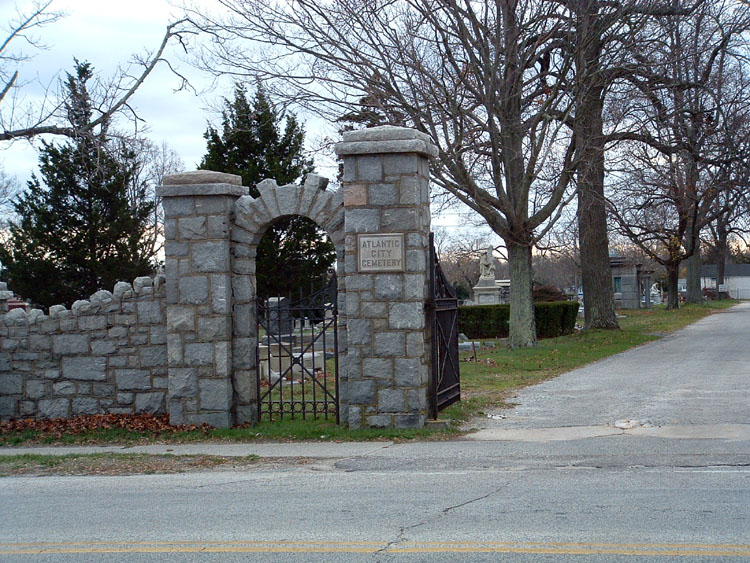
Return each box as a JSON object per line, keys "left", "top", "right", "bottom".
{"left": 0, "top": 277, "right": 168, "bottom": 420}
{"left": 0, "top": 126, "right": 441, "bottom": 429}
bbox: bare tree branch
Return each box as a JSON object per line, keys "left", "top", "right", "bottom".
{"left": 0, "top": 8, "right": 193, "bottom": 142}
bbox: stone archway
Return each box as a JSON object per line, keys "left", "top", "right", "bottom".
{"left": 159, "top": 126, "right": 438, "bottom": 429}
{"left": 230, "top": 174, "right": 346, "bottom": 424}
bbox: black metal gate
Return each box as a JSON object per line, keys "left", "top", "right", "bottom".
{"left": 256, "top": 275, "right": 339, "bottom": 422}
{"left": 428, "top": 233, "right": 460, "bottom": 419}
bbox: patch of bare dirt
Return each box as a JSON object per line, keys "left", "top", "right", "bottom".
{"left": 0, "top": 454, "right": 269, "bottom": 477}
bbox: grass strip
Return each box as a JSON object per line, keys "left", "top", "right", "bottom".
{"left": 0, "top": 453, "right": 261, "bottom": 477}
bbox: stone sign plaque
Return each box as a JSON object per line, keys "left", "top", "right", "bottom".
{"left": 357, "top": 233, "right": 405, "bottom": 272}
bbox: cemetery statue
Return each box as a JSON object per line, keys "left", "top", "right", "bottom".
{"left": 479, "top": 247, "right": 495, "bottom": 279}
{"left": 650, "top": 282, "right": 661, "bottom": 305}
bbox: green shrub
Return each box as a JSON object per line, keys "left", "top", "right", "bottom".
{"left": 532, "top": 284, "right": 567, "bottom": 302}
{"left": 458, "top": 301, "right": 579, "bottom": 339}
{"left": 459, "top": 304, "right": 510, "bottom": 339}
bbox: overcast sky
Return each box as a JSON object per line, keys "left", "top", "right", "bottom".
{"left": 0, "top": 0, "right": 490, "bottom": 237}
{"left": 1, "top": 0, "right": 270, "bottom": 182}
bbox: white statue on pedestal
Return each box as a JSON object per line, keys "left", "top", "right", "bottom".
{"left": 650, "top": 282, "right": 661, "bottom": 305}
{"left": 479, "top": 247, "right": 495, "bottom": 279}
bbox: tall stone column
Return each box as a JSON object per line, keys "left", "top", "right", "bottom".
{"left": 335, "top": 126, "right": 437, "bottom": 429}
{"left": 157, "top": 171, "right": 248, "bottom": 427}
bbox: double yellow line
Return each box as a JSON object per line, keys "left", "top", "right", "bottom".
{"left": 1, "top": 540, "right": 749, "bottom": 557}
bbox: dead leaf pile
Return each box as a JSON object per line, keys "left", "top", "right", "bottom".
{"left": 0, "top": 413, "right": 213, "bottom": 439}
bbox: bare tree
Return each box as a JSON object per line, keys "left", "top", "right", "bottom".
{"left": 0, "top": 1, "right": 62, "bottom": 107}
{"left": 120, "top": 138, "right": 185, "bottom": 261}
{"left": 608, "top": 143, "right": 695, "bottom": 308}
{"left": 557, "top": 1, "right": 707, "bottom": 327}
{"left": 535, "top": 211, "right": 581, "bottom": 291}
{"left": 704, "top": 145, "right": 750, "bottom": 296}
{"left": 1, "top": 1, "right": 191, "bottom": 142}
{"left": 0, "top": 164, "right": 19, "bottom": 227}
{"left": 189, "top": 0, "right": 580, "bottom": 347}
{"left": 608, "top": 0, "right": 750, "bottom": 308}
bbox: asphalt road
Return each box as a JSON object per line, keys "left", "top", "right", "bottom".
{"left": 1, "top": 304, "right": 749, "bottom": 561}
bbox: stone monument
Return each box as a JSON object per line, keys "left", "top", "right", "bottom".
{"left": 650, "top": 283, "right": 661, "bottom": 305}
{"left": 479, "top": 247, "right": 495, "bottom": 280}
{"left": 265, "top": 296, "right": 293, "bottom": 336}
{"left": 472, "top": 247, "right": 508, "bottom": 304}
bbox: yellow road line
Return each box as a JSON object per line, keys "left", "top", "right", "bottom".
{"left": 0, "top": 540, "right": 384, "bottom": 548}
{"left": 2, "top": 540, "right": 748, "bottom": 549}
{"left": 0, "top": 540, "right": 749, "bottom": 557}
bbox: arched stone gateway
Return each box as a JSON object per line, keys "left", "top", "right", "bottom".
{"left": 157, "top": 126, "right": 441, "bottom": 429}
{"left": 230, "top": 175, "right": 346, "bottom": 425}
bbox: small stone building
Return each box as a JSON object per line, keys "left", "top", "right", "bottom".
{"left": 610, "top": 253, "right": 654, "bottom": 309}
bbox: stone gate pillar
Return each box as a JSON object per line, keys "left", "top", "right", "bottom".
{"left": 335, "top": 126, "right": 438, "bottom": 429}
{"left": 157, "top": 171, "right": 248, "bottom": 427}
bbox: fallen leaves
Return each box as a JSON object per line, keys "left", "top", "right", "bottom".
{"left": 0, "top": 413, "right": 213, "bottom": 440}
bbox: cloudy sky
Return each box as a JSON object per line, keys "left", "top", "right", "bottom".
{"left": 0, "top": 0, "right": 332, "bottom": 183}
{"left": 0, "top": 0, "right": 217, "bottom": 182}
{"left": 0, "top": 0, "right": 487, "bottom": 236}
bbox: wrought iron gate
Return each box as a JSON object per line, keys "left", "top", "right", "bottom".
{"left": 256, "top": 275, "right": 339, "bottom": 422}
{"left": 428, "top": 233, "right": 460, "bottom": 419}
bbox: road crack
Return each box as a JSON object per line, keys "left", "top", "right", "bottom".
{"left": 374, "top": 520, "right": 428, "bottom": 556}
{"left": 372, "top": 481, "right": 510, "bottom": 558}
{"left": 441, "top": 483, "right": 509, "bottom": 514}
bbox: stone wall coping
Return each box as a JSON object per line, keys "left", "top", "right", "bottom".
{"left": 163, "top": 170, "right": 242, "bottom": 186}
{"left": 336, "top": 138, "right": 438, "bottom": 158}
{"left": 0, "top": 275, "right": 164, "bottom": 326}
{"left": 341, "top": 125, "right": 432, "bottom": 144}
{"left": 156, "top": 183, "right": 249, "bottom": 198}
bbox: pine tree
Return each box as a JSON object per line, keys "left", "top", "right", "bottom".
{"left": 199, "top": 84, "right": 335, "bottom": 299}
{"left": 0, "top": 62, "right": 156, "bottom": 308}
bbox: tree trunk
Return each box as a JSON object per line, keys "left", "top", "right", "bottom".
{"left": 574, "top": 3, "right": 619, "bottom": 330}
{"left": 716, "top": 220, "right": 728, "bottom": 300}
{"left": 508, "top": 241, "right": 537, "bottom": 348}
{"left": 685, "top": 249, "right": 702, "bottom": 303}
{"left": 665, "top": 263, "right": 680, "bottom": 310}
{"left": 684, "top": 225, "right": 702, "bottom": 303}
{"left": 577, "top": 154, "right": 619, "bottom": 329}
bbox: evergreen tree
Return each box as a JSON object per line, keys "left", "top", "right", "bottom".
{"left": 200, "top": 84, "right": 335, "bottom": 299}
{"left": 0, "top": 62, "right": 156, "bottom": 308}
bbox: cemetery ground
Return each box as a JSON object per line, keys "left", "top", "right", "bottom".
{"left": 0, "top": 299, "right": 738, "bottom": 478}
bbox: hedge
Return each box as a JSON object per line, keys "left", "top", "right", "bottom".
{"left": 458, "top": 301, "right": 579, "bottom": 339}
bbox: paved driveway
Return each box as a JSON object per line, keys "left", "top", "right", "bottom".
{"left": 471, "top": 302, "right": 750, "bottom": 440}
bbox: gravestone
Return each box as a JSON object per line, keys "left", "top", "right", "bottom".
{"left": 265, "top": 296, "right": 293, "bottom": 336}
